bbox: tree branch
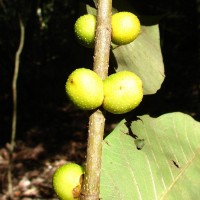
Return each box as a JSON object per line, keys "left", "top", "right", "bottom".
{"left": 81, "top": 0, "right": 112, "bottom": 200}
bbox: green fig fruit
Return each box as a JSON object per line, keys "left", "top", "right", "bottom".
{"left": 52, "top": 163, "right": 84, "bottom": 200}
{"left": 103, "top": 71, "right": 143, "bottom": 114}
{"left": 111, "top": 12, "right": 141, "bottom": 45}
{"left": 65, "top": 68, "right": 104, "bottom": 110}
{"left": 74, "top": 14, "right": 96, "bottom": 48}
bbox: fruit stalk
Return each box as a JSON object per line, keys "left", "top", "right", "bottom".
{"left": 80, "top": 0, "right": 112, "bottom": 200}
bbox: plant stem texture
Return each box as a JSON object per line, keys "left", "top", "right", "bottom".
{"left": 81, "top": 0, "right": 112, "bottom": 200}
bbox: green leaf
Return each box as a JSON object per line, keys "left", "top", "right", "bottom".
{"left": 100, "top": 112, "right": 200, "bottom": 199}
{"left": 86, "top": 4, "right": 97, "bottom": 15}
{"left": 112, "top": 25, "right": 165, "bottom": 95}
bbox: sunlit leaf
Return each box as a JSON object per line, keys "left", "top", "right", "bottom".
{"left": 100, "top": 112, "right": 200, "bottom": 199}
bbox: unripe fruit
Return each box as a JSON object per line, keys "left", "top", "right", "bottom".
{"left": 74, "top": 14, "right": 96, "bottom": 48}
{"left": 111, "top": 12, "right": 141, "bottom": 45}
{"left": 65, "top": 68, "right": 104, "bottom": 110}
{"left": 103, "top": 71, "right": 143, "bottom": 114}
{"left": 52, "top": 163, "right": 84, "bottom": 200}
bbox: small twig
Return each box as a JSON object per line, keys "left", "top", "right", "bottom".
{"left": 11, "top": 16, "right": 25, "bottom": 152}
{"left": 8, "top": 15, "right": 25, "bottom": 199}
{"left": 81, "top": 0, "right": 112, "bottom": 200}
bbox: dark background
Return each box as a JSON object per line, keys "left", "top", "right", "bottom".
{"left": 0, "top": 0, "right": 199, "bottom": 198}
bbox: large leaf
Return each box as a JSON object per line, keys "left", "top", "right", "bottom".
{"left": 112, "top": 25, "right": 165, "bottom": 95}
{"left": 100, "top": 112, "right": 200, "bottom": 199}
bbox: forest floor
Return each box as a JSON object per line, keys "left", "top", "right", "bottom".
{"left": 0, "top": 104, "right": 119, "bottom": 200}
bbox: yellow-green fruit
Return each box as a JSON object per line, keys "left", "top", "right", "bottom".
{"left": 52, "top": 163, "right": 84, "bottom": 200}
{"left": 74, "top": 14, "right": 96, "bottom": 48}
{"left": 65, "top": 68, "right": 104, "bottom": 110}
{"left": 103, "top": 71, "right": 143, "bottom": 114}
{"left": 111, "top": 12, "right": 141, "bottom": 45}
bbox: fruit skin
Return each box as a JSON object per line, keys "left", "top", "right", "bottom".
{"left": 65, "top": 68, "right": 104, "bottom": 110}
{"left": 52, "top": 163, "right": 84, "bottom": 200}
{"left": 103, "top": 71, "right": 143, "bottom": 114}
{"left": 74, "top": 14, "right": 96, "bottom": 48}
{"left": 111, "top": 12, "right": 141, "bottom": 45}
